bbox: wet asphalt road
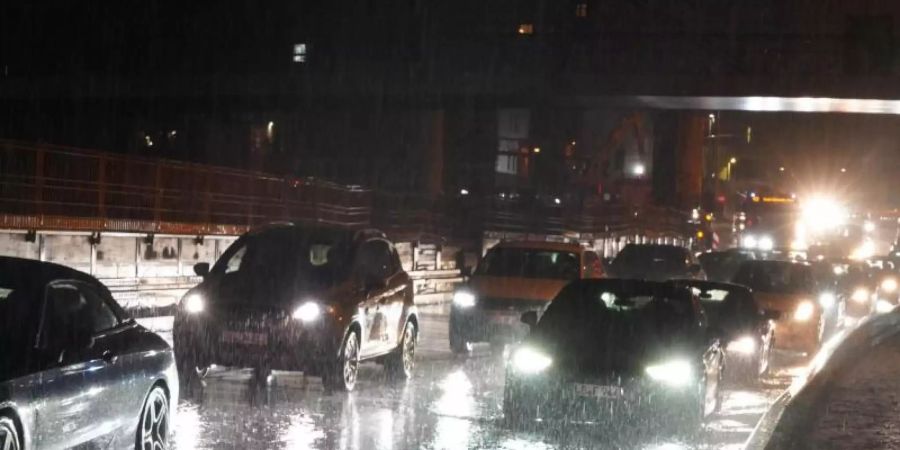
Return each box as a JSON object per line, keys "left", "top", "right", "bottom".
{"left": 141, "top": 306, "right": 803, "bottom": 449}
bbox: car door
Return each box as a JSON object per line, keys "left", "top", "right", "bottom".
{"left": 35, "top": 281, "right": 122, "bottom": 450}
{"left": 381, "top": 245, "right": 410, "bottom": 349}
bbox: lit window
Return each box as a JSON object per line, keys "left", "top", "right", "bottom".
{"left": 293, "top": 43, "right": 307, "bottom": 63}
{"left": 517, "top": 24, "right": 534, "bottom": 35}
{"left": 575, "top": 3, "right": 588, "bottom": 18}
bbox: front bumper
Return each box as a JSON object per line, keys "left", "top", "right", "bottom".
{"left": 505, "top": 371, "right": 701, "bottom": 424}
{"left": 173, "top": 313, "right": 341, "bottom": 372}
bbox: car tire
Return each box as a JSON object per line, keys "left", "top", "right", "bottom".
{"left": 0, "top": 416, "right": 21, "bottom": 450}
{"left": 324, "top": 330, "right": 360, "bottom": 392}
{"left": 136, "top": 386, "right": 169, "bottom": 450}
{"left": 386, "top": 321, "right": 417, "bottom": 380}
{"left": 449, "top": 328, "right": 473, "bottom": 356}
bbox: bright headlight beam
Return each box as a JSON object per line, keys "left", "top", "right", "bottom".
{"left": 453, "top": 291, "right": 476, "bottom": 308}
{"left": 819, "top": 292, "right": 836, "bottom": 309}
{"left": 851, "top": 288, "right": 870, "bottom": 304}
{"left": 794, "top": 301, "right": 815, "bottom": 322}
{"left": 743, "top": 235, "right": 758, "bottom": 249}
{"left": 876, "top": 300, "right": 895, "bottom": 314}
{"left": 512, "top": 347, "right": 552, "bottom": 374}
{"left": 292, "top": 302, "right": 321, "bottom": 322}
{"left": 758, "top": 236, "right": 774, "bottom": 251}
{"left": 882, "top": 278, "right": 898, "bottom": 293}
{"left": 726, "top": 336, "right": 756, "bottom": 355}
{"left": 645, "top": 359, "right": 693, "bottom": 387}
{"left": 184, "top": 293, "right": 205, "bottom": 314}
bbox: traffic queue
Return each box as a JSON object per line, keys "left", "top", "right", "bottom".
{"left": 450, "top": 239, "right": 896, "bottom": 430}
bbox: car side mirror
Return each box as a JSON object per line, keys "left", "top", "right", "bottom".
{"left": 762, "top": 309, "right": 782, "bottom": 321}
{"left": 520, "top": 311, "right": 538, "bottom": 328}
{"left": 194, "top": 262, "right": 210, "bottom": 277}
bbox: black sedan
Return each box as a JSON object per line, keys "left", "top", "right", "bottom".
{"left": 0, "top": 257, "right": 177, "bottom": 450}
{"left": 678, "top": 280, "right": 777, "bottom": 383}
{"left": 503, "top": 279, "right": 724, "bottom": 429}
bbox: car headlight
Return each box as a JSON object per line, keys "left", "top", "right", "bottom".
{"left": 726, "top": 336, "right": 756, "bottom": 355}
{"left": 819, "top": 292, "right": 836, "bottom": 309}
{"left": 882, "top": 278, "right": 898, "bottom": 293}
{"left": 851, "top": 288, "right": 870, "bottom": 304}
{"left": 645, "top": 359, "right": 693, "bottom": 387}
{"left": 743, "top": 235, "right": 758, "bottom": 249}
{"left": 453, "top": 291, "right": 476, "bottom": 308}
{"left": 876, "top": 299, "right": 895, "bottom": 314}
{"left": 758, "top": 236, "right": 775, "bottom": 251}
{"left": 292, "top": 302, "right": 321, "bottom": 322}
{"left": 793, "top": 301, "right": 815, "bottom": 322}
{"left": 183, "top": 293, "right": 205, "bottom": 314}
{"left": 512, "top": 347, "right": 552, "bottom": 374}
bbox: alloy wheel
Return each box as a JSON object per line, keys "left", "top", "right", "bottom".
{"left": 342, "top": 333, "right": 360, "bottom": 390}
{"left": 401, "top": 323, "right": 417, "bottom": 377}
{"left": 139, "top": 387, "right": 169, "bottom": 450}
{"left": 0, "top": 418, "right": 19, "bottom": 450}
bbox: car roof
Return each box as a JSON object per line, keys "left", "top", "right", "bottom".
{"left": 0, "top": 256, "right": 98, "bottom": 287}
{"left": 492, "top": 240, "right": 586, "bottom": 253}
{"left": 248, "top": 223, "right": 362, "bottom": 242}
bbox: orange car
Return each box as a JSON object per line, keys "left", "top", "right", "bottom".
{"left": 449, "top": 240, "right": 603, "bottom": 354}
{"left": 732, "top": 260, "right": 826, "bottom": 355}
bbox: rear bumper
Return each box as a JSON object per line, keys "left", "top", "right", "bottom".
{"left": 173, "top": 314, "right": 341, "bottom": 372}
{"left": 450, "top": 303, "right": 546, "bottom": 344}
{"left": 772, "top": 318, "right": 819, "bottom": 352}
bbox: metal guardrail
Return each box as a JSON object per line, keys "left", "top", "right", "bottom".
{"left": 0, "top": 140, "right": 693, "bottom": 241}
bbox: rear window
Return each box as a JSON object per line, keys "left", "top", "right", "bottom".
{"left": 613, "top": 245, "right": 690, "bottom": 271}
{"left": 476, "top": 247, "right": 580, "bottom": 280}
{"left": 733, "top": 262, "right": 814, "bottom": 294}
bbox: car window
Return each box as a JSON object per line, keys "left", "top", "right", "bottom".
{"left": 733, "top": 262, "right": 814, "bottom": 293}
{"left": 583, "top": 251, "right": 602, "bottom": 278}
{"left": 356, "top": 240, "right": 394, "bottom": 280}
{"left": 44, "top": 282, "right": 119, "bottom": 350}
{"left": 476, "top": 248, "right": 580, "bottom": 280}
{"left": 224, "top": 244, "right": 247, "bottom": 274}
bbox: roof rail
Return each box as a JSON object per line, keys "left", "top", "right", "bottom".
{"left": 353, "top": 228, "right": 387, "bottom": 241}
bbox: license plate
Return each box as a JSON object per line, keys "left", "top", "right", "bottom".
{"left": 221, "top": 331, "right": 267, "bottom": 346}
{"left": 573, "top": 383, "right": 623, "bottom": 399}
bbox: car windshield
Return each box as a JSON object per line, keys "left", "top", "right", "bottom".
{"left": 733, "top": 262, "right": 814, "bottom": 294}
{"left": 212, "top": 228, "right": 352, "bottom": 291}
{"left": 534, "top": 281, "right": 696, "bottom": 355}
{"left": 475, "top": 247, "right": 580, "bottom": 280}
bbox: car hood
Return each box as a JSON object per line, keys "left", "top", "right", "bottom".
{"left": 466, "top": 276, "right": 569, "bottom": 302}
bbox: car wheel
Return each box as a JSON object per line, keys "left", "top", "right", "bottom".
{"left": 449, "top": 329, "right": 473, "bottom": 356}
{"left": 0, "top": 416, "right": 20, "bottom": 450}
{"left": 386, "top": 321, "right": 417, "bottom": 380}
{"left": 136, "top": 386, "right": 169, "bottom": 450}
{"left": 325, "top": 330, "right": 360, "bottom": 392}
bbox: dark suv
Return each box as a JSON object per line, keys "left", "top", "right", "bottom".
{"left": 173, "top": 224, "right": 418, "bottom": 391}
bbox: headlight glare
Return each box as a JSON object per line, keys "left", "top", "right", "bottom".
{"left": 645, "top": 359, "right": 693, "bottom": 387}
{"left": 758, "top": 236, "right": 775, "bottom": 251}
{"left": 876, "top": 299, "right": 895, "bottom": 314}
{"left": 453, "top": 291, "right": 476, "bottom": 308}
{"left": 726, "top": 336, "right": 757, "bottom": 355}
{"left": 183, "top": 293, "right": 205, "bottom": 314}
{"left": 512, "top": 347, "right": 552, "bottom": 374}
{"left": 793, "top": 301, "right": 815, "bottom": 322}
{"left": 882, "top": 278, "right": 898, "bottom": 293}
{"left": 292, "top": 302, "right": 321, "bottom": 322}
{"left": 743, "top": 235, "right": 758, "bottom": 249}
{"left": 851, "top": 288, "right": 870, "bottom": 304}
{"left": 819, "top": 292, "right": 836, "bottom": 308}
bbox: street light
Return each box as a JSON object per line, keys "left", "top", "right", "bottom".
{"left": 730, "top": 157, "right": 737, "bottom": 164}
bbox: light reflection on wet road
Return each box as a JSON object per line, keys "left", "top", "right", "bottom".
{"left": 142, "top": 309, "right": 802, "bottom": 449}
